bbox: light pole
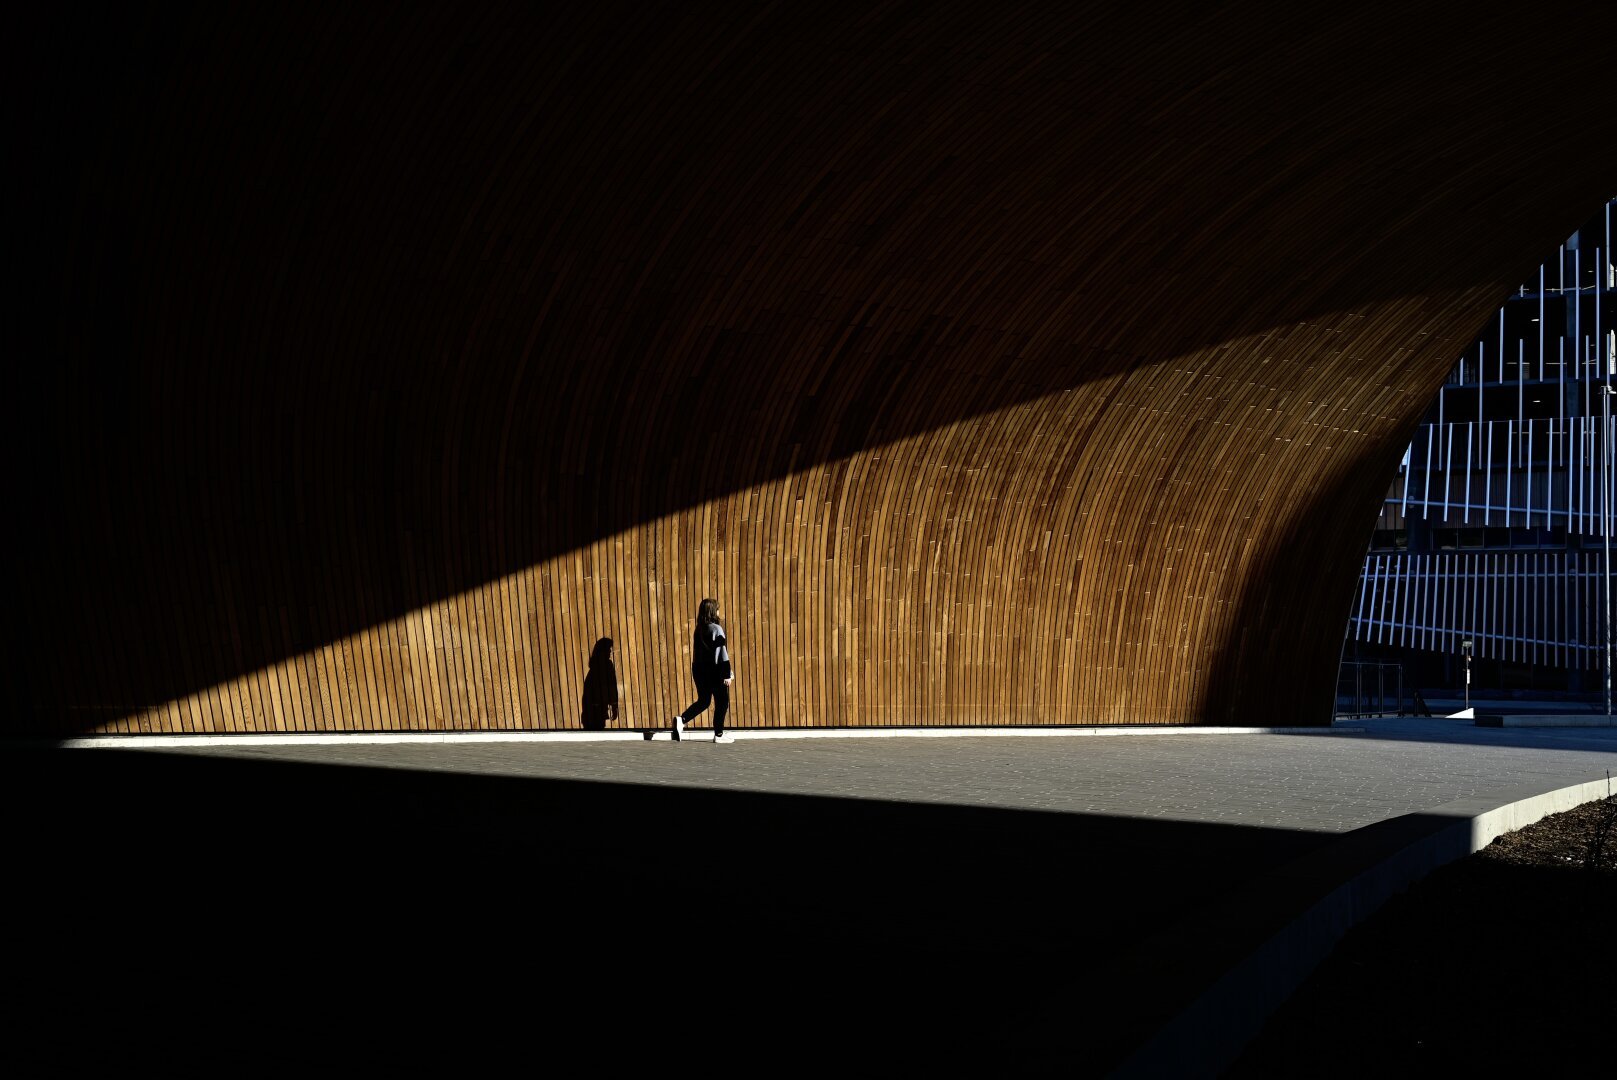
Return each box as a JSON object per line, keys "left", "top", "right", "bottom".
{"left": 1603, "top": 377, "right": 1612, "bottom": 716}
{"left": 1461, "top": 638, "right": 1472, "bottom": 712}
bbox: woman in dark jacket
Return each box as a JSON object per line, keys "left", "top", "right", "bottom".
{"left": 580, "top": 637, "right": 619, "bottom": 731}
{"left": 672, "top": 598, "right": 734, "bottom": 743}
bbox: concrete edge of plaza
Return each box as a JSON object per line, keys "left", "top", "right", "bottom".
{"left": 1476, "top": 713, "right": 1617, "bottom": 727}
{"left": 14, "top": 708, "right": 1610, "bottom": 748}
{"left": 13, "top": 723, "right": 1372, "bottom": 749}
{"left": 1109, "top": 771, "right": 1617, "bottom": 1080}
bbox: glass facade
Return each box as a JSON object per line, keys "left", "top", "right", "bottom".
{"left": 1343, "top": 199, "right": 1614, "bottom": 703}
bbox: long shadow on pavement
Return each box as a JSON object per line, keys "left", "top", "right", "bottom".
{"left": 7, "top": 748, "right": 1339, "bottom": 1074}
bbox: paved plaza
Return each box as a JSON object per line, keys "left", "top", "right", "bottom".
{"left": 133, "top": 715, "right": 1617, "bottom": 833}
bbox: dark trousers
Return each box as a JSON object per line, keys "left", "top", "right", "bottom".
{"left": 680, "top": 681, "right": 729, "bottom": 735}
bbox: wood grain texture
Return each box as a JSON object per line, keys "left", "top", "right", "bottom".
{"left": 15, "top": 1, "right": 1616, "bottom": 734}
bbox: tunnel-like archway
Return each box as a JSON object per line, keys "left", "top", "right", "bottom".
{"left": 15, "top": 2, "right": 1616, "bottom": 734}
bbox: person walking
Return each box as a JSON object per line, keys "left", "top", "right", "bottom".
{"left": 672, "top": 597, "right": 734, "bottom": 743}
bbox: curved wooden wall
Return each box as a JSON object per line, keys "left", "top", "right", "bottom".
{"left": 16, "top": 2, "right": 1615, "bottom": 734}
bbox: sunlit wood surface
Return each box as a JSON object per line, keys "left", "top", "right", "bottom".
{"left": 16, "top": 2, "right": 1615, "bottom": 734}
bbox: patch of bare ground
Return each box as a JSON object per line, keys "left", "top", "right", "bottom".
{"left": 1224, "top": 795, "right": 1617, "bottom": 1076}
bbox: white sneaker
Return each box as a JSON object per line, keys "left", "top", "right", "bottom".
{"left": 714, "top": 733, "right": 735, "bottom": 744}
{"left": 672, "top": 715, "right": 685, "bottom": 741}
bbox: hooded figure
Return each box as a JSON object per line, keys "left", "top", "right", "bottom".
{"left": 580, "top": 637, "right": 618, "bottom": 730}
{"left": 671, "top": 598, "right": 735, "bottom": 742}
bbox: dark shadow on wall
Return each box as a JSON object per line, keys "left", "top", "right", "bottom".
{"left": 1201, "top": 451, "right": 1409, "bottom": 726}
{"left": 14, "top": 3, "right": 1615, "bottom": 732}
{"left": 3, "top": 747, "right": 1334, "bottom": 1074}
{"left": 579, "top": 637, "right": 618, "bottom": 731}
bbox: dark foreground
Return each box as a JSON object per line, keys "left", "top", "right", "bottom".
{"left": 1227, "top": 795, "right": 1617, "bottom": 1076}
{"left": 5, "top": 748, "right": 1327, "bottom": 1075}
{"left": 7, "top": 748, "right": 1612, "bottom": 1075}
